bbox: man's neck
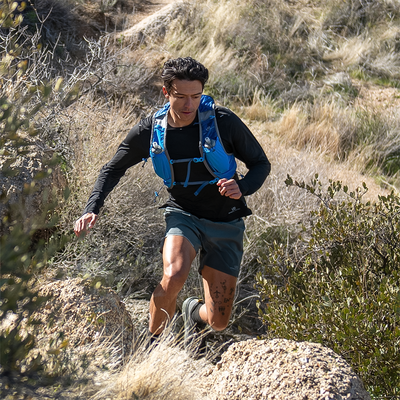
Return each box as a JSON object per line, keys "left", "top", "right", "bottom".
{"left": 167, "top": 111, "right": 197, "bottom": 128}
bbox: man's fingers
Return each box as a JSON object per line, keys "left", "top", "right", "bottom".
{"left": 88, "top": 214, "right": 98, "bottom": 228}
{"left": 74, "top": 219, "right": 86, "bottom": 237}
{"left": 217, "top": 178, "right": 227, "bottom": 186}
{"left": 74, "top": 213, "right": 98, "bottom": 237}
{"left": 224, "top": 189, "right": 241, "bottom": 199}
{"left": 217, "top": 179, "right": 242, "bottom": 199}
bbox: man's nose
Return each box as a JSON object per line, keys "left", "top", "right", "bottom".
{"left": 184, "top": 97, "right": 193, "bottom": 108}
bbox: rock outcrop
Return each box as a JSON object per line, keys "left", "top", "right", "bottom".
{"left": 37, "top": 278, "right": 135, "bottom": 359}
{"left": 204, "top": 338, "right": 371, "bottom": 400}
{"left": 117, "top": 1, "right": 189, "bottom": 44}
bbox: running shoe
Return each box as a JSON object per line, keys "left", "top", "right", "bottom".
{"left": 182, "top": 296, "right": 204, "bottom": 353}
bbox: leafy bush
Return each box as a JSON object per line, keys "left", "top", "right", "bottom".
{"left": 0, "top": 1, "right": 71, "bottom": 390}
{"left": 256, "top": 175, "right": 400, "bottom": 396}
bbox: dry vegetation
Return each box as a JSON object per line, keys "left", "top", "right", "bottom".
{"left": 2, "top": 0, "right": 400, "bottom": 397}
{"left": 88, "top": 333, "right": 210, "bottom": 400}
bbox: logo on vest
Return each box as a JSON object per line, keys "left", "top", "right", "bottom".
{"left": 228, "top": 206, "right": 240, "bottom": 214}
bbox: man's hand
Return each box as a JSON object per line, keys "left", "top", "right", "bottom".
{"left": 217, "top": 178, "right": 242, "bottom": 200}
{"left": 74, "top": 213, "right": 98, "bottom": 237}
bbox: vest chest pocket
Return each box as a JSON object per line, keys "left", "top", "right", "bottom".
{"left": 204, "top": 140, "right": 235, "bottom": 178}
{"left": 151, "top": 150, "right": 172, "bottom": 187}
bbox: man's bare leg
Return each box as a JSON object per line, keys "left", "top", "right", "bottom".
{"left": 149, "top": 235, "right": 196, "bottom": 334}
{"left": 199, "top": 265, "right": 237, "bottom": 331}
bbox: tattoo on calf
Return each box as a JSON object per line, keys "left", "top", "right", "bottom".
{"left": 209, "top": 281, "right": 236, "bottom": 316}
{"left": 214, "top": 289, "right": 221, "bottom": 299}
{"left": 224, "top": 297, "right": 232, "bottom": 303}
{"left": 221, "top": 279, "right": 227, "bottom": 293}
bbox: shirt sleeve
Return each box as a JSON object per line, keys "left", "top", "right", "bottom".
{"left": 216, "top": 107, "right": 271, "bottom": 196}
{"left": 82, "top": 116, "right": 152, "bottom": 215}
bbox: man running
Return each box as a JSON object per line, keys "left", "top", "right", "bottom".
{"left": 74, "top": 57, "right": 271, "bottom": 347}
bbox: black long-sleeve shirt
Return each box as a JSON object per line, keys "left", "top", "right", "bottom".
{"left": 83, "top": 106, "right": 271, "bottom": 222}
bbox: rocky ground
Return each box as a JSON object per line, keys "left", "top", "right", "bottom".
{"left": 204, "top": 338, "right": 371, "bottom": 400}
{"left": 24, "top": 278, "right": 372, "bottom": 399}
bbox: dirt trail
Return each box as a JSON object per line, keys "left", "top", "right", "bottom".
{"left": 131, "top": 0, "right": 176, "bottom": 25}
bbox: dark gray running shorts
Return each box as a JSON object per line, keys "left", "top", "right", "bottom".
{"left": 163, "top": 207, "right": 245, "bottom": 278}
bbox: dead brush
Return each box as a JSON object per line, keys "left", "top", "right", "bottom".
{"left": 53, "top": 91, "right": 167, "bottom": 296}
{"left": 0, "top": 15, "right": 151, "bottom": 157}
{"left": 88, "top": 320, "right": 211, "bottom": 400}
{"left": 240, "top": 120, "right": 389, "bottom": 277}
{"left": 19, "top": 0, "right": 83, "bottom": 51}
{"left": 271, "top": 100, "right": 355, "bottom": 157}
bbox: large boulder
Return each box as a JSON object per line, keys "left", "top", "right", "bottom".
{"left": 204, "top": 338, "right": 371, "bottom": 400}
{"left": 37, "top": 278, "right": 135, "bottom": 359}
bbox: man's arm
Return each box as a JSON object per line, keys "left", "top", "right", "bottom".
{"left": 74, "top": 118, "right": 152, "bottom": 237}
{"left": 217, "top": 107, "right": 271, "bottom": 196}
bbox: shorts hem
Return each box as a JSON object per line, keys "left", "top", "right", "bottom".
{"left": 164, "top": 232, "right": 198, "bottom": 253}
{"left": 198, "top": 263, "right": 240, "bottom": 278}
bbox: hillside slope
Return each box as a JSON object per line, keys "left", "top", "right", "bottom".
{"left": 2, "top": 0, "right": 400, "bottom": 397}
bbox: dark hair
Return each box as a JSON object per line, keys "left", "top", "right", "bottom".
{"left": 161, "top": 57, "right": 209, "bottom": 93}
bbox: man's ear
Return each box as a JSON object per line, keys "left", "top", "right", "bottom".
{"left": 162, "top": 86, "right": 169, "bottom": 97}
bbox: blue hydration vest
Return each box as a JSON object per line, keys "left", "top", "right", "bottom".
{"left": 150, "top": 95, "right": 237, "bottom": 196}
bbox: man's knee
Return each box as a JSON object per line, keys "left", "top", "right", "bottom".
{"left": 161, "top": 265, "right": 188, "bottom": 293}
{"left": 209, "top": 318, "right": 230, "bottom": 331}
{"left": 208, "top": 313, "right": 231, "bottom": 331}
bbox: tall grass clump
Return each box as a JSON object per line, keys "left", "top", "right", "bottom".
{"left": 89, "top": 328, "right": 210, "bottom": 400}
{"left": 256, "top": 174, "right": 400, "bottom": 396}
{"left": 348, "top": 108, "right": 400, "bottom": 179}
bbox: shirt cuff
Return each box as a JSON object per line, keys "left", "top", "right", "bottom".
{"left": 238, "top": 179, "right": 250, "bottom": 196}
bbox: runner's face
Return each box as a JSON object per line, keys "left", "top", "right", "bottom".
{"left": 163, "top": 79, "right": 203, "bottom": 127}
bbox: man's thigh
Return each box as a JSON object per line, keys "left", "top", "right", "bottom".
{"left": 162, "top": 235, "right": 196, "bottom": 283}
{"left": 163, "top": 207, "right": 245, "bottom": 279}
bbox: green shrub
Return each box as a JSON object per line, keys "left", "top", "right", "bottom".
{"left": 0, "top": 1, "right": 71, "bottom": 390}
{"left": 256, "top": 174, "right": 400, "bottom": 396}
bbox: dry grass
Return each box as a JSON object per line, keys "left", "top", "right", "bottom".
{"left": 243, "top": 119, "right": 387, "bottom": 230}
{"left": 162, "top": 0, "right": 400, "bottom": 105}
{"left": 240, "top": 89, "right": 278, "bottom": 122}
{"left": 87, "top": 325, "right": 210, "bottom": 400}
{"left": 273, "top": 103, "right": 343, "bottom": 155}
{"left": 322, "top": 24, "right": 400, "bottom": 77}
{"left": 323, "top": 35, "right": 374, "bottom": 67}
